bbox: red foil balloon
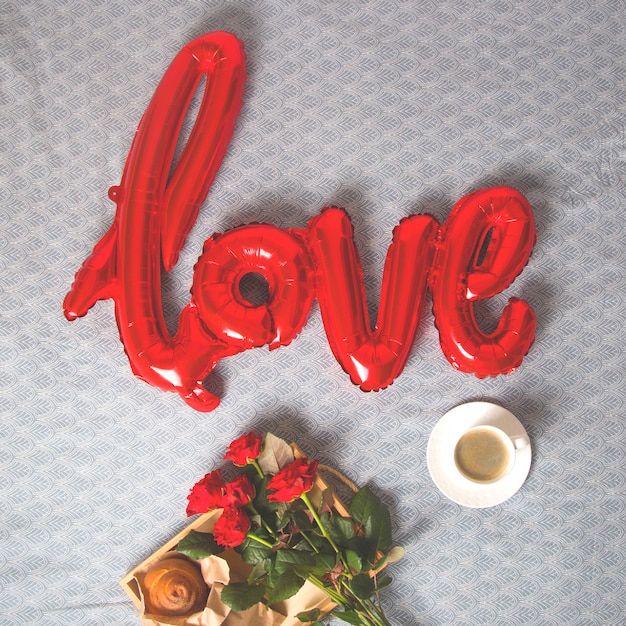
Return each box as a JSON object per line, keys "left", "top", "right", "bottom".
{"left": 191, "top": 224, "right": 314, "bottom": 349}
{"left": 63, "top": 32, "right": 247, "bottom": 411}
{"left": 64, "top": 34, "right": 538, "bottom": 411}
{"left": 429, "top": 186, "right": 537, "bottom": 377}
{"left": 307, "top": 208, "right": 440, "bottom": 391}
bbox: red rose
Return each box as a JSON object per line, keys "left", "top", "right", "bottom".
{"left": 213, "top": 506, "right": 251, "bottom": 548}
{"left": 266, "top": 458, "right": 319, "bottom": 503}
{"left": 186, "top": 470, "right": 225, "bottom": 516}
{"left": 222, "top": 475, "right": 255, "bottom": 508}
{"left": 224, "top": 432, "right": 264, "bottom": 466}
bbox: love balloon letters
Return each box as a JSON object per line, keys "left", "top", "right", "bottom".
{"left": 64, "top": 33, "right": 537, "bottom": 412}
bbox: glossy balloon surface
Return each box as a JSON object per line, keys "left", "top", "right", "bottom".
{"left": 308, "top": 208, "right": 439, "bottom": 390}
{"left": 430, "top": 186, "right": 537, "bottom": 378}
{"left": 192, "top": 224, "right": 314, "bottom": 349}
{"left": 64, "top": 35, "right": 537, "bottom": 411}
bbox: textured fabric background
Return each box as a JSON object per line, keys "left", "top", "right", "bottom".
{"left": 1, "top": 1, "right": 625, "bottom": 624}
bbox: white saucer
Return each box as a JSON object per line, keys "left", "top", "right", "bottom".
{"left": 427, "top": 402, "right": 532, "bottom": 508}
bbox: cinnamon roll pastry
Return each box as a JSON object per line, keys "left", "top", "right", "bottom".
{"left": 143, "top": 556, "right": 209, "bottom": 617}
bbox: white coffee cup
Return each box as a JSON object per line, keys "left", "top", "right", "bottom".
{"left": 453, "top": 425, "right": 529, "bottom": 484}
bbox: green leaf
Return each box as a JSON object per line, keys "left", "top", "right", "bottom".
{"left": 309, "top": 551, "right": 338, "bottom": 577}
{"left": 266, "top": 572, "right": 305, "bottom": 604}
{"left": 349, "top": 486, "right": 392, "bottom": 554}
{"left": 253, "top": 477, "right": 280, "bottom": 519}
{"left": 348, "top": 486, "right": 377, "bottom": 525}
{"left": 238, "top": 533, "right": 274, "bottom": 566}
{"left": 296, "top": 609, "right": 321, "bottom": 622}
{"left": 274, "top": 549, "right": 316, "bottom": 576}
{"left": 176, "top": 531, "right": 221, "bottom": 560}
{"left": 292, "top": 510, "right": 315, "bottom": 533}
{"left": 345, "top": 549, "right": 362, "bottom": 573}
{"left": 334, "top": 609, "right": 362, "bottom": 625}
{"left": 274, "top": 502, "right": 291, "bottom": 530}
{"left": 303, "top": 532, "right": 331, "bottom": 553}
{"left": 374, "top": 575, "right": 393, "bottom": 591}
{"left": 221, "top": 582, "right": 266, "bottom": 612}
{"left": 247, "top": 561, "right": 267, "bottom": 583}
{"left": 329, "top": 515, "right": 356, "bottom": 546}
{"left": 258, "top": 433, "right": 294, "bottom": 474}
{"left": 365, "top": 511, "right": 391, "bottom": 553}
{"left": 349, "top": 573, "right": 375, "bottom": 600}
{"left": 347, "top": 536, "right": 376, "bottom": 570}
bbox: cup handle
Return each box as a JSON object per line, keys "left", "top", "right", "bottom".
{"left": 512, "top": 436, "right": 530, "bottom": 450}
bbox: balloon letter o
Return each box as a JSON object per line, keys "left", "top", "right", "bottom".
{"left": 191, "top": 224, "right": 315, "bottom": 349}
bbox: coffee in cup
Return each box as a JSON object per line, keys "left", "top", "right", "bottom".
{"left": 453, "top": 425, "right": 527, "bottom": 484}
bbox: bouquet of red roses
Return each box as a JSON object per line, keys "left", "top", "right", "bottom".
{"left": 179, "top": 432, "right": 403, "bottom": 626}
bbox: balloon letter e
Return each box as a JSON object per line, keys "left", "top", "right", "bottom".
{"left": 430, "top": 186, "right": 537, "bottom": 378}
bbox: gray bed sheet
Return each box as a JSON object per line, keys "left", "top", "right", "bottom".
{"left": 1, "top": 1, "right": 625, "bottom": 624}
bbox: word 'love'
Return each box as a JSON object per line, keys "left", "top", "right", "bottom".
{"left": 64, "top": 32, "right": 536, "bottom": 412}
